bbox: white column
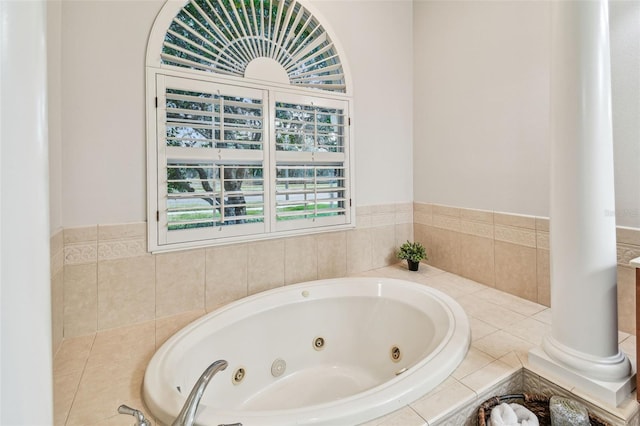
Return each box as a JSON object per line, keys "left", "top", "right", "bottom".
{"left": 0, "top": 0, "right": 53, "bottom": 424}
{"left": 529, "top": 0, "right": 633, "bottom": 406}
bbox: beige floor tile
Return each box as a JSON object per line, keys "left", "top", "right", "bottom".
{"left": 54, "top": 334, "right": 95, "bottom": 376}
{"left": 54, "top": 370, "right": 83, "bottom": 426}
{"left": 85, "top": 321, "right": 155, "bottom": 371}
{"left": 422, "top": 272, "right": 486, "bottom": 300}
{"left": 410, "top": 378, "right": 476, "bottom": 424}
{"left": 457, "top": 296, "right": 527, "bottom": 329}
{"left": 469, "top": 317, "right": 499, "bottom": 342}
{"left": 360, "top": 406, "right": 426, "bottom": 426}
{"left": 503, "top": 317, "right": 551, "bottom": 346}
{"left": 473, "top": 330, "right": 535, "bottom": 360}
{"left": 473, "top": 287, "right": 547, "bottom": 317}
{"left": 532, "top": 308, "right": 552, "bottom": 325}
{"left": 452, "top": 347, "right": 496, "bottom": 380}
{"left": 498, "top": 351, "right": 524, "bottom": 369}
{"left": 512, "top": 348, "right": 534, "bottom": 369}
{"left": 66, "top": 362, "right": 147, "bottom": 426}
{"left": 440, "top": 272, "right": 488, "bottom": 294}
{"left": 459, "top": 359, "right": 519, "bottom": 395}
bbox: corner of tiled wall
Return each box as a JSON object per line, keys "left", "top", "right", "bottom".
{"left": 51, "top": 228, "right": 64, "bottom": 356}
{"left": 616, "top": 226, "right": 640, "bottom": 335}
{"left": 414, "top": 202, "right": 640, "bottom": 336}
{"left": 348, "top": 203, "right": 413, "bottom": 274}
{"left": 63, "top": 226, "right": 98, "bottom": 337}
{"left": 56, "top": 202, "right": 413, "bottom": 338}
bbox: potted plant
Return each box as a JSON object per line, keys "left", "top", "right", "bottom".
{"left": 397, "top": 241, "right": 427, "bottom": 271}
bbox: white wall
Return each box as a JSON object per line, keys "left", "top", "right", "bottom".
{"left": 610, "top": 0, "right": 640, "bottom": 229}
{"left": 58, "top": 0, "right": 415, "bottom": 228}
{"left": 310, "top": 0, "right": 414, "bottom": 207}
{"left": 413, "top": 0, "right": 551, "bottom": 217}
{"left": 60, "top": 0, "right": 164, "bottom": 227}
{"left": 48, "top": 0, "right": 63, "bottom": 233}
{"left": 55, "top": 0, "right": 638, "bottom": 228}
{"left": 413, "top": 0, "right": 640, "bottom": 226}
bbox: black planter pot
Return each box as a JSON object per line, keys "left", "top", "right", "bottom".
{"left": 407, "top": 260, "right": 419, "bottom": 271}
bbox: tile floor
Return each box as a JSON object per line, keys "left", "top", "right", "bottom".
{"left": 53, "top": 263, "right": 638, "bottom": 425}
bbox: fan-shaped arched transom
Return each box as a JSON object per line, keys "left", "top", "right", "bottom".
{"left": 155, "top": 0, "right": 347, "bottom": 93}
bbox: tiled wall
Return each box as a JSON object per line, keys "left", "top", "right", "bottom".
{"left": 51, "top": 201, "right": 640, "bottom": 345}
{"left": 617, "top": 227, "right": 640, "bottom": 336}
{"left": 51, "top": 229, "right": 64, "bottom": 355}
{"left": 414, "top": 202, "right": 640, "bottom": 335}
{"left": 53, "top": 203, "right": 413, "bottom": 339}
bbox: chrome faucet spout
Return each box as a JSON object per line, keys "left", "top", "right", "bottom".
{"left": 172, "top": 359, "right": 229, "bottom": 426}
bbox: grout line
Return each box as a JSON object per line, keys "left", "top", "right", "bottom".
{"left": 63, "top": 332, "right": 96, "bottom": 426}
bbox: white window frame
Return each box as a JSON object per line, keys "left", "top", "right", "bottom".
{"left": 146, "top": 67, "right": 355, "bottom": 252}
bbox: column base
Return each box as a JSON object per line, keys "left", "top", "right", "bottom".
{"left": 529, "top": 345, "right": 636, "bottom": 407}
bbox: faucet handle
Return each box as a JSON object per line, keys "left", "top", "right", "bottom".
{"left": 118, "top": 404, "right": 152, "bottom": 426}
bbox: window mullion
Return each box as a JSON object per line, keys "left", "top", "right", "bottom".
{"left": 218, "top": 91, "right": 224, "bottom": 147}
{"left": 313, "top": 166, "right": 318, "bottom": 219}
{"left": 219, "top": 164, "right": 225, "bottom": 226}
{"left": 150, "top": 71, "right": 351, "bottom": 252}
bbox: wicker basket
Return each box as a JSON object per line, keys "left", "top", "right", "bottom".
{"left": 477, "top": 393, "right": 611, "bottom": 426}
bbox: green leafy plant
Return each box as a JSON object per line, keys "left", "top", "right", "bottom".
{"left": 397, "top": 241, "right": 427, "bottom": 263}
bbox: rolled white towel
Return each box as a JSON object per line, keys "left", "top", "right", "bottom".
{"left": 509, "top": 403, "right": 539, "bottom": 426}
{"left": 490, "top": 403, "right": 518, "bottom": 426}
{"left": 489, "top": 402, "right": 539, "bottom": 426}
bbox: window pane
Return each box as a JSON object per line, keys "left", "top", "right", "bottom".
{"left": 275, "top": 164, "right": 345, "bottom": 221}
{"left": 165, "top": 88, "right": 263, "bottom": 150}
{"left": 275, "top": 102, "right": 344, "bottom": 153}
{"left": 167, "top": 162, "right": 264, "bottom": 230}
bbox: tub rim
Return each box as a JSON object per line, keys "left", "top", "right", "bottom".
{"left": 143, "top": 276, "right": 471, "bottom": 425}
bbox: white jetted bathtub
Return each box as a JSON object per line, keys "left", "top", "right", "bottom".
{"left": 143, "top": 277, "right": 470, "bottom": 425}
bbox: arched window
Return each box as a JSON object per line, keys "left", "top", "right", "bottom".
{"left": 146, "top": 0, "right": 354, "bottom": 252}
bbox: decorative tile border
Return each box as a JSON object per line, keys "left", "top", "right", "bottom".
{"left": 98, "top": 238, "right": 147, "bottom": 261}
{"left": 494, "top": 224, "right": 537, "bottom": 248}
{"left": 416, "top": 203, "right": 640, "bottom": 255}
{"left": 357, "top": 203, "right": 414, "bottom": 229}
{"left": 536, "top": 231, "right": 549, "bottom": 250}
{"left": 460, "top": 220, "right": 494, "bottom": 239}
{"left": 394, "top": 202, "right": 413, "bottom": 224}
{"left": 434, "top": 368, "right": 638, "bottom": 426}
{"left": 617, "top": 243, "right": 640, "bottom": 267}
{"left": 433, "top": 213, "right": 461, "bottom": 232}
{"left": 64, "top": 242, "right": 98, "bottom": 265}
